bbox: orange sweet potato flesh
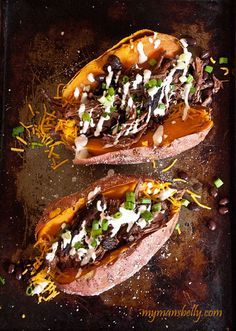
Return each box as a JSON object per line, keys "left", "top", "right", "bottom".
{"left": 62, "top": 29, "right": 182, "bottom": 104}
{"left": 85, "top": 103, "right": 213, "bottom": 156}
{"left": 36, "top": 177, "right": 138, "bottom": 240}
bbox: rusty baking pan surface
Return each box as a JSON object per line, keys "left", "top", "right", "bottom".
{"left": 0, "top": 0, "right": 234, "bottom": 330}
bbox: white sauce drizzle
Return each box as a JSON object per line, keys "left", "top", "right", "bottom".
{"left": 87, "top": 73, "right": 95, "bottom": 83}
{"left": 137, "top": 41, "right": 148, "bottom": 64}
{"left": 87, "top": 186, "right": 101, "bottom": 201}
{"left": 45, "top": 242, "right": 58, "bottom": 262}
{"left": 143, "top": 69, "right": 152, "bottom": 83}
{"left": 133, "top": 73, "right": 143, "bottom": 89}
{"left": 78, "top": 103, "right": 86, "bottom": 118}
{"left": 154, "top": 39, "right": 161, "bottom": 49}
{"left": 121, "top": 82, "right": 130, "bottom": 108}
{"left": 74, "top": 87, "right": 80, "bottom": 99}
{"left": 105, "top": 65, "right": 113, "bottom": 88}
{"left": 153, "top": 125, "right": 164, "bottom": 146}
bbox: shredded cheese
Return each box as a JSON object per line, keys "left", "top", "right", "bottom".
{"left": 28, "top": 103, "right": 35, "bottom": 117}
{"left": 52, "top": 159, "right": 69, "bottom": 170}
{"left": 152, "top": 160, "right": 156, "bottom": 169}
{"left": 11, "top": 147, "right": 24, "bottom": 152}
{"left": 220, "top": 67, "right": 229, "bottom": 75}
{"left": 173, "top": 178, "right": 187, "bottom": 183}
{"left": 190, "top": 195, "right": 211, "bottom": 210}
{"left": 16, "top": 136, "right": 28, "bottom": 146}
{"left": 161, "top": 159, "right": 177, "bottom": 173}
{"left": 210, "top": 57, "right": 216, "bottom": 64}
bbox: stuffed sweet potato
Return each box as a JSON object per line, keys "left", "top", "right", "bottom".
{"left": 28, "top": 174, "right": 183, "bottom": 300}
{"left": 53, "top": 29, "right": 221, "bottom": 164}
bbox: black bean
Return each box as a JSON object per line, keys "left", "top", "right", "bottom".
{"left": 182, "top": 36, "right": 197, "bottom": 46}
{"left": 15, "top": 269, "right": 22, "bottom": 281}
{"left": 207, "top": 219, "right": 217, "bottom": 231}
{"left": 209, "top": 187, "right": 218, "bottom": 198}
{"left": 218, "top": 206, "right": 229, "bottom": 215}
{"left": 8, "top": 263, "right": 15, "bottom": 274}
{"left": 188, "top": 202, "right": 200, "bottom": 211}
{"left": 104, "top": 55, "right": 123, "bottom": 72}
{"left": 201, "top": 50, "right": 210, "bottom": 59}
{"left": 177, "top": 171, "right": 189, "bottom": 181}
{"left": 219, "top": 198, "right": 229, "bottom": 206}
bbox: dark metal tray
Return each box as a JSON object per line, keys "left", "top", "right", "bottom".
{"left": 0, "top": 0, "right": 235, "bottom": 330}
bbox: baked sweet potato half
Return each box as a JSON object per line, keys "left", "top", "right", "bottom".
{"left": 54, "top": 29, "right": 221, "bottom": 164}
{"left": 28, "top": 174, "right": 183, "bottom": 299}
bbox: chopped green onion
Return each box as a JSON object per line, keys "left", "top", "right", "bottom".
{"left": 149, "top": 58, "right": 157, "bottom": 66}
{"left": 12, "top": 126, "right": 24, "bottom": 137}
{"left": 110, "top": 106, "right": 116, "bottom": 112}
{"left": 145, "top": 79, "right": 158, "bottom": 89}
{"left": 0, "top": 276, "right": 5, "bottom": 285}
{"left": 91, "top": 228, "right": 103, "bottom": 238}
{"left": 108, "top": 87, "right": 115, "bottom": 96}
{"left": 136, "top": 108, "right": 141, "bottom": 116}
{"left": 190, "top": 86, "right": 196, "bottom": 94}
{"left": 126, "top": 191, "right": 135, "bottom": 203}
{"left": 140, "top": 198, "right": 151, "bottom": 204}
{"left": 113, "top": 212, "right": 122, "bottom": 219}
{"left": 186, "top": 74, "right": 194, "bottom": 83}
{"left": 158, "top": 103, "right": 165, "bottom": 109}
{"left": 82, "top": 113, "right": 91, "bottom": 122}
{"left": 74, "top": 242, "right": 84, "bottom": 249}
{"left": 175, "top": 223, "right": 181, "bottom": 235}
{"left": 156, "top": 79, "right": 162, "bottom": 87}
{"left": 91, "top": 238, "right": 97, "bottom": 248}
{"left": 152, "top": 202, "right": 161, "bottom": 212}
{"left": 141, "top": 210, "right": 153, "bottom": 221}
{"left": 124, "top": 201, "right": 135, "bottom": 210}
{"left": 31, "top": 142, "right": 43, "bottom": 149}
{"left": 102, "top": 83, "right": 107, "bottom": 89}
{"left": 181, "top": 199, "right": 190, "bottom": 207}
{"left": 26, "top": 286, "right": 33, "bottom": 296}
{"left": 204, "top": 65, "right": 213, "bottom": 73}
{"left": 122, "top": 75, "right": 129, "bottom": 84}
{"left": 102, "top": 112, "right": 109, "bottom": 118}
{"left": 170, "top": 84, "right": 176, "bottom": 91}
{"left": 92, "top": 219, "right": 100, "bottom": 230}
{"left": 214, "top": 178, "right": 224, "bottom": 188}
{"left": 102, "top": 219, "right": 109, "bottom": 231}
{"left": 219, "top": 57, "right": 228, "bottom": 64}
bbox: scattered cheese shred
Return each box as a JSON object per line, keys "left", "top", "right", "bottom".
{"left": 141, "top": 141, "right": 148, "bottom": 146}
{"left": 220, "top": 67, "right": 229, "bottom": 75}
{"left": 152, "top": 160, "right": 156, "bottom": 169}
{"left": 11, "top": 147, "right": 24, "bottom": 152}
{"left": 190, "top": 195, "right": 211, "bottom": 210}
{"left": 175, "top": 223, "right": 181, "bottom": 235}
{"left": 28, "top": 103, "right": 35, "bottom": 117}
{"left": 210, "top": 57, "right": 216, "bottom": 64}
{"left": 161, "top": 159, "right": 177, "bottom": 173}
{"left": 16, "top": 136, "right": 28, "bottom": 146}
{"left": 52, "top": 158, "right": 69, "bottom": 170}
{"left": 173, "top": 178, "right": 187, "bottom": 183}
{"left": 186, "top": 189, "right": 201, "bottom": 199}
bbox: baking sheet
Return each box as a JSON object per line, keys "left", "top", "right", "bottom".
{"left": 0, "top": 0, "right": 234, "bottom": 330}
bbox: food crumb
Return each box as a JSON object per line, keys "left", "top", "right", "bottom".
{"left": 60, "top": 31, "right": 64, "bottom": 36}
{"left": 22, "top": 314, "right": 26, "bottom": 319}
{"left": 72, "top": 176, "right": 77, "bottom": 183}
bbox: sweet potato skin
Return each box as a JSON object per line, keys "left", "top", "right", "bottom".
{"left": 59, "top": 212, "right": 179, "bottom": 296}
{"left": 35, "top": 174, "right": 180, "bottom": 296}
{"left": 73, "top": 126, "right": 211, "bottom": 165}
